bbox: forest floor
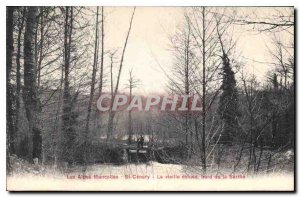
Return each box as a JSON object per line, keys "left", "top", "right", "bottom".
{"left": 6, "top": 162, "right": 294, "bottom": 191}
{"left": 7, "top": 148, "right": 294, "bottom": 191}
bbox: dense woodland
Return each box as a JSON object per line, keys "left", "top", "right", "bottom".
{"left": 6, "top": 7, "right": 294, "bottom": 175}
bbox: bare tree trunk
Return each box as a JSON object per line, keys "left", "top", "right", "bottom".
{"left": 107, "top": 53, "right": 114, "bottom": 141}
{"left": 195, "top": 118, "right": 202, "bottom": 158}
{"left": 255, "top": 138, "right": 263, "bottom": 173}
{"left": 23, "top": 7, "right": 43, "bottom": 162}
{"left": 53, "top": 68, "right": 64, "bottom": 166}
{"left": 15, "top": 8, "right": 26, "bottom": 154}
{"left": 126, "top": 69, "right": 139, "bottom": 144}
{"left": 107, "top": 7, "right": 135, "bottom": 139}
{"left": 37, "top": 7, "right": 44, "bottom": 89}
{"left": 233, "top": 131, "right": 249, "bottom": 172}
{"left": 201, "top": 7, "right": 207, "bottom": 174}
{"left": 110, "top": 54, "right": 114, "bottom": 96}
{"left": 62, "top": 6, "right": 75, "bottom": 164}
{"left": 7, "top": 7, "right": 15, "bottom": 170}
{"left": 85, "top": 6, "right": 99, "bottom": 137}
{"left": 128, "top": 81, "right": 132, "bottom": 144}
{"left": 184, "top": 25, "right": 191, "bottom": 159}
{"left": 96, "top": 7, "right": 104, "bottom": 132}
{"left": 99, "top": 6, "right": 104, "bottom": 96}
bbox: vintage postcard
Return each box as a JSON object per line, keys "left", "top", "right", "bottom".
{"left": 6, "top": 6, "right": 295, "bottom": 191}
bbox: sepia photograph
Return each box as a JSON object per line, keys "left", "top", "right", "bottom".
{"left": 6, "top": 5, "right": 295, "bottom": 191}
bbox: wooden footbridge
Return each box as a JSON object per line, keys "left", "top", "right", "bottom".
{"left": 122, "top": 144, "right": 164, "bottom": 162}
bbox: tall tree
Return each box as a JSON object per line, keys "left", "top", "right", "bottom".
{"left": 7, "top": 6, "right": 16, "bottom": 158}
{"left": 217, "top": 53, "right": 239, "bottom": 143}
{"left": 23, "top": 6, "right": 43, "bottom": 162}
{"left": 85, "top": 7, "right": 100, "bottom": 136}
{"left": 188, "top": 7, "right": 224, "bottom": 173}
{"left": 167, "top": 15, "right": 195, "bottom": 158}
{"left": 126, "top": 69, "right": 140, "bottom": 144}
{"left": 99, "top": 7, "right": 104, "bottom": 96}
{"left": 61, "top": 6, "right": 77, "bottom": 164}
{"left": 107, "top": 7, "right": 136, "bottom": 139}
{"left": 200, "top": 8, "right": 207, "bottom": 173}
{"left": 216, "top": 17, "right": 240, "bottom": 143}
{"left": 15, "top": 7, "right": 26, "bottom": 152}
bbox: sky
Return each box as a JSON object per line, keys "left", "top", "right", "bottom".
{"left": 101, "top": 7, "right": 293, "bottom": 94}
